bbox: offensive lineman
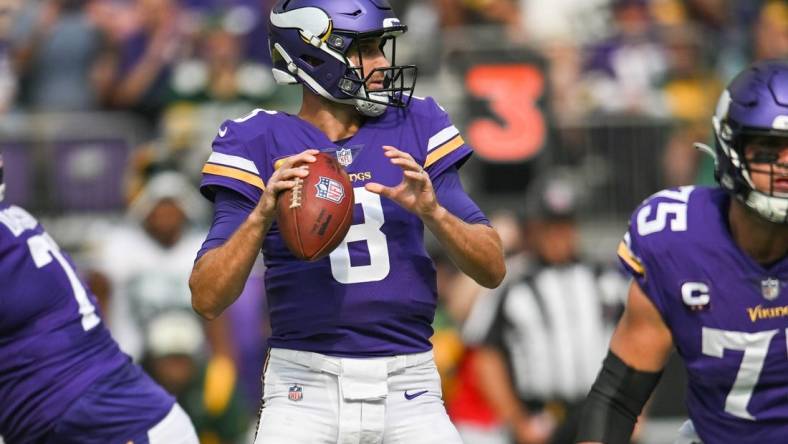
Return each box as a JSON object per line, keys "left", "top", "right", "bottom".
{"left": 577, "top": 60, "right": 788, "bottom": 443}
{"left": 0, "top": 155, "right": 199, "bottom": 443}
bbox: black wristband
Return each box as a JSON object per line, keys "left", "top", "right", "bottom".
{"left": 575, "top": 351, "right": 663, "bottom": 443}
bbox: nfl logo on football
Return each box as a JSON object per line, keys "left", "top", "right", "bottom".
{"left": 288, "top": 384, "right": 303, "bottom": 402}
{"left": 315, "top": 177, "right": 345, "bottom": 204}
{"left": 336, "top": 148, "right": 353, "bottom": 167}
{"left": 761, "top": 278, "right": 781, "bottom": 301}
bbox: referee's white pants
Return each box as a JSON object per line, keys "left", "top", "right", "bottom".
{"left": 254, "top": 348, "right": 463, "bottom": 444}
{"left": 674, "top": 420, "right": 702, "bottom": 444}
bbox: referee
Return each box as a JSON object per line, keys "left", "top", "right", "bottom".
{"left": 462, "top": 175, "right": 627, "bottom": 444}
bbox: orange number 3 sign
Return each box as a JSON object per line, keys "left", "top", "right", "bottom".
{"left": 465, "top": 65, "right": 546, "bottom": 162}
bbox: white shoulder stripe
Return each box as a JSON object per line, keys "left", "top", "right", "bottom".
{"left": 207, "top": 152, "right": 259, "bottom": 174}
{"left": 232, "top": 108, "right": 278, "bottom": 123}
{"left": 428, "top": 125, "right": 459, "bottom": 152}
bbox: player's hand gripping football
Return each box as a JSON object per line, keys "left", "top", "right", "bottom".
{"left": 254, "top": 149, "right": 318, "bottom": 220}
{"left": 365, "top": 145, "right": 438, "bottom": 219}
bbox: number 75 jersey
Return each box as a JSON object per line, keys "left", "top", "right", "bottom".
{"left": 617, "top": 186, "right": 788, "bottom": 443}
{"left": 199, "top": 97, "right": 473, "bottom": 358}
{"left": 0, "top": 204, "right": 130, "bottom": 440}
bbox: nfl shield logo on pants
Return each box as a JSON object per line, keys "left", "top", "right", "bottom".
{"left": 288, "top": 384, "right": 303, "bottom": 402}
{"left": 761, "top": 278, "right": 781, "bottom": 301}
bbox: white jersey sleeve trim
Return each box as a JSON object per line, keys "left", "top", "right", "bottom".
{"left": 207, "top": 152, "right": 260, "bottom": 175}
{"left": 428, "top": 125, "right": 460, "bottom": 152}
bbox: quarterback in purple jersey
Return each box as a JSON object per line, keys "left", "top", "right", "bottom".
{"left": 188, "top": 1, "right": 505, "bottom": 443}
{"left": 0, "top": 157, "right": 199, "bottom": 444}
{"left": 577, "top": 60, "right": 788, "bottom": 444}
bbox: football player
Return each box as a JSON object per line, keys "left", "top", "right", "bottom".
{"left": 0, "top": 155, "right": 199, "bottom": 443}
{"left": 577, "top": 59, "right": 788, "bottom": 444}
{"left": 188, "top": 1, "right": 506, "bottom": 443}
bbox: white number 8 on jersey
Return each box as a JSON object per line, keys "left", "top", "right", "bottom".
{"left": 329, "top": 188, "right": 391, "bottom": 284}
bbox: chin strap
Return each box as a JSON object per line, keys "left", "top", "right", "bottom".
{"left": 743, "top": 191, "right": 788, "bottom": 224}
{"left": 693, "top": 142, "right": 718, "bottom": 165}
{"left": 354, "top": 92, "right": 388, "bottom": 117}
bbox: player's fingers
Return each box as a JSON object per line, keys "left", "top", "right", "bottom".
{"left": 364, "top": 182, "right": 393, "bottom": 198}
{"left": 277, "top": 165, "right": 310, "bottom": 180}
{"left": 270, "top": 179, "right": 301, "bottom": 193}
{"left": 389, "top": 156, "right": 423, "bottom": 173}
{"left": 402, "top": 170, "right": 425, "bottom": 181}
{"left": 289, "top": 151, "right": 319, "bottom": 167}
{"left": 383, "top": 145, "right": 414, "bottom": 161}
{"left": 276, "top": 150, "right": 319, "bottom": 170}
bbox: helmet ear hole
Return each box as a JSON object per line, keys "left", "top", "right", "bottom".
{"left": 300, "top": 55, "right": 324, "bottom": 68}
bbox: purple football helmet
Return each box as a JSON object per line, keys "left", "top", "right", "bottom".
{"left": 268, "top": 0, "right": 416, "bottom": 117}
{"left": 696, "top": 59, "right": 788, "bottom": 223}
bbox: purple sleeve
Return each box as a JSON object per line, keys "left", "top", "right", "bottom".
{"left": 433, "top": 166, "right": 490, "bottom": 226}
{"left": 617, "top": 201, "right": 664, "bottom": 315}
{"left": 195, "top": 189, "right": 256, "bottom": 262}
{"left": 422, "top": 97, "right": 473, "bottom": 177}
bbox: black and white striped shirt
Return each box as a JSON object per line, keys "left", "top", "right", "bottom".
{"left": 464, "top": 256, "right": 627, "bottom": 402}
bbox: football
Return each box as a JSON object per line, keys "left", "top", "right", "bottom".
{"left": 276, "top": 152, "right": 355, "bottom": 261}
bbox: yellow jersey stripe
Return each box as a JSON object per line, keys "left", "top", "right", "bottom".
{"left": 617, "top": 240, "right": 645, "bottom": 275}
{"left": 203, "top": 164, "right": 265, "bottom": 190}
{"left": 425, "top": 135, "right": 465, "bottom": 168}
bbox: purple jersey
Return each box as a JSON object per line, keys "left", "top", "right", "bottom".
{"left": 618, "top": 186, "right": 788, "bottom": 443}
{"left": 0, "top": 204, "right": 171, "bottom": 442}
{"left": 200, "top": 97, "right": 473, "bottom": 357}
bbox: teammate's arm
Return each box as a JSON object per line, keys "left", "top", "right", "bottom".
{"left": 190, "top": 150, "right": 318, "bottom": 319}
{"left": 576, "top": 280, "right": 673, "bottom": 444}
{"left": 365, "top": 145, "right": 505, "bottom": 288}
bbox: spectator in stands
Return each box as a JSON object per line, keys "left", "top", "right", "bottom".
{"left": 715, "top": 0, "right": 788, "bottom": 82}
{"left": 582, "top": 0, "right": 668, "bottom": 117}
{"left": 8, "top": 0, "right": 106, "bottom": 110}
{"left": 462, "top": 174, "right": 627, "bottom": 444}
{"left": 515, "top": 0, "right": 610, "bottom": 46}
{"left": 750, "top": 0, "right": 788, "bottom": 61}
{"left": 169, "top": 23, "right": 273, "bottom": 104}
{"left": 143, "top": 311, "right": 252, "bottom": 444}
{"left": 0, "top": 1, "right": 16, "bottom": 113}
{"left": 162, "top": 17, "right": 278, "bottom": 172}
{"left": 660, "top": 25, "right": 723, "bottom": 187}
{"left": 102, "top": 0, "right": 187, "bottom": 123}
{"left": 221, "top": 259, "right": 270, "bottom": 412}
{"left": 87, "top": 170, "right": 228, "bottom": 363}
{"left": 434, "top": 0, "right": 522, "bottom": 31}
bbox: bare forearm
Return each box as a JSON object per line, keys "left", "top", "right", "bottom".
{"left": 189, "top": 211, "right": 272, "bottom": 319}
{"left": 424, "top": 206, "right": 505, "bottom": 288}
{"left": 475, "top": 347, "right": 528, "bottom": 426}
{"left": 112, "top": 55, "right": 165, "bottom": 106}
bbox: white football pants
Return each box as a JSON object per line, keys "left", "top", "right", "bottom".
{"left": 148, "top": 403, "right": 199, "bottom": 444}
{"left": 254, "top": 348, "right": 463, "bottom": 444}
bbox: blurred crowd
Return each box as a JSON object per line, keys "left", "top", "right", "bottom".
{"left": 0, "top": 0, "right": 786, "bottom": 443}
{"left": 0, "top": 0, "right": 786, "bottom": 181}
